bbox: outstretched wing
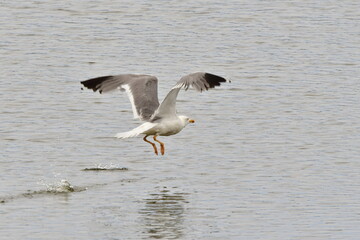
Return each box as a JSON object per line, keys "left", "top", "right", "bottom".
{"left": 81, "top": 74, "right": 159, "bottom": 121}
{"left": 151, "top": 72, "right": 228, "bottom": 120}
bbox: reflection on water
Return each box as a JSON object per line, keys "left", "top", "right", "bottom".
{"left": 140, "top": 187, "right": 188, "bottom": 239}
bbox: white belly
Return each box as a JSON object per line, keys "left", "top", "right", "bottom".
{"left": 143, "top": 118, "right": 184, "bottom": 136}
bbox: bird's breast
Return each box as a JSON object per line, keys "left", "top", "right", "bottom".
{"left": 156, "top": 119, "right": 184, "bottom": 136}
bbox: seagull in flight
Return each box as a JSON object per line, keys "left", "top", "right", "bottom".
{"left": 81, "top": 72, "right": 229, "bottom": 155}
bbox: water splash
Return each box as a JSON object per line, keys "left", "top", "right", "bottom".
{"left": 37, "top": 179, "right": 87, "bottom": 193}
{"left": 40, "top": 179, "right": 75, "bottom": 193}
{"left": 1, "top": 179, "right": 85, "bottom": 204}
{"left": 82, "top": 163, "right": 128, "bottom": 171}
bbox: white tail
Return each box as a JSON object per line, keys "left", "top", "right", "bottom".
{"left": 115, "top": 122, "right": 156, "bottom": 139}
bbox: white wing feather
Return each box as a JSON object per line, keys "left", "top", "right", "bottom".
{"left": 151, "top": 72, "right": 227, "bottom": 120}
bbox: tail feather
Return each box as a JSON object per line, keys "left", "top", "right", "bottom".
{"left": 115, "top": 122, "right": 156, "bottom": 139}
{"left": 115, "top": 131, "right": 140, "bottom": 139}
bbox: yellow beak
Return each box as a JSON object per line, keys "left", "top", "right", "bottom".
{"left": 188, "top": 119, "right": 195, "bottom": 123}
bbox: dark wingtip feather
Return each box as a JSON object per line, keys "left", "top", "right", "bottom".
{"left": 80, "top": 75, "right": 113, "bottom": 93}
{"left": 204, "top": 73, "right": 227, "bottom": 89}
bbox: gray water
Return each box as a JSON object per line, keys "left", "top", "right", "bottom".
{"left": 1, "top": 1, "right": 360, "bottom": 239}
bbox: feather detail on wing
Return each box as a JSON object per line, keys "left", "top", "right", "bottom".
{"left": 81, "top": 74, "right": 160, "bottom": 121}
{"left": 151, "top": 72, "right": 229, "bottom": 119}
{"left": 175, "top": 72, "right": 228, "bottom": 92}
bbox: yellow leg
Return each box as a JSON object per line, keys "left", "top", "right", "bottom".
{"left": 143, "top": 135, "right": 158, "bottom": 155}
{"left": 153, "top": 136, "right": 165, "bottom": 155}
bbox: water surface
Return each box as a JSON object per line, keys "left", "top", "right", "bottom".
{"left": 1, "top": 1, "right": 360, "bottom": 239}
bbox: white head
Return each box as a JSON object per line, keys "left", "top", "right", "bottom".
{"left": 178, "top": 115, "right": 195, "bottom": 127}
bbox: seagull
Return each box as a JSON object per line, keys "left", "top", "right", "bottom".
{"left": 81, "top": 72, "right": 229, "bottom": 155}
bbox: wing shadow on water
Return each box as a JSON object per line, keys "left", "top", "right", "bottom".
{"left": 139, "top": 187, "right": 189, "bottom": 239}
